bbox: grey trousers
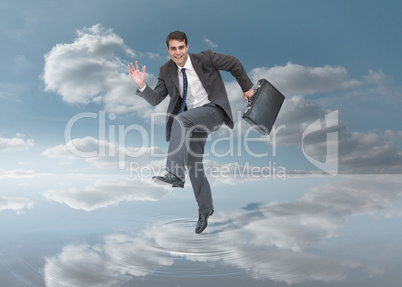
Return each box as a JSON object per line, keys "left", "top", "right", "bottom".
{"left": 166, "top": 103, "right": 224, "bottom": 215}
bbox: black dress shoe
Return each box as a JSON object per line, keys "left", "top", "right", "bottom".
{"left": 195, "top": 210, "right": 214, "bottom": 234}
{"left": 152, "top": 172, "right": 184, "bottom": 188}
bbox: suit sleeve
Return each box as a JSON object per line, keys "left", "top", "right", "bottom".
{"left": 207, "top": 50, "right": 254, "bottom": 92}
{"left": 135, "top": 68, "right": 169, "bottom": 106}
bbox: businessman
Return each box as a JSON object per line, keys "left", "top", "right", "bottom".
{"left": 128, "top": 31, "right": 254, "bottom": 234}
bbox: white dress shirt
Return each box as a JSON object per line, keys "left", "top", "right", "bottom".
{"left": 176, "top": 56, "right": 210, "bottom": 109}
{"left": 138, "top": 56, "right": 210, "bottom": 109}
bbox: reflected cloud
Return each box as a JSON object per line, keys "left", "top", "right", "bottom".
{"left": 0, "top": 169, "right": 37, "bottom": 179}
{"left": 44, "top": 175, "right": 401, "bottom": 286}
{"left": 44, "top": 234, "right": 174, "bottom": 287}
{"left": 43, "top": 215, "right": 353, "bottom": 286}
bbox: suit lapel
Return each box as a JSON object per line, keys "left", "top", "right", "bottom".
{"left": 167, "top": 60, "right": 180, "bottom": 93}
{"left": 190, "top": 54, "right": 210, "bottom": 93}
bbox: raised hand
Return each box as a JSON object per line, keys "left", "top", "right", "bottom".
{"left": 128, "top": 61, "right": 146, "bottom": 89}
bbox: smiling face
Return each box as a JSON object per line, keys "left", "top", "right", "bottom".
{"left": 167, "top": 39, "right": 189, "bottom": 67}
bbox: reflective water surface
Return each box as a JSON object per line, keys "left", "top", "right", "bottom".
{"left": 1, "top": 174, "right": 402, "bottom": 286}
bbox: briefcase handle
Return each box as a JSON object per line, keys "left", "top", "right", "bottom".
{"left": 247, "top": 80, "right": 262, "bottom": 104}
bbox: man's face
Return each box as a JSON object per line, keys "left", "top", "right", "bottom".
{"left": 167, "top": 39, "right": 188, "bottom": 67}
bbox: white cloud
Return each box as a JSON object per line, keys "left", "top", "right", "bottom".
{"left": 146, "top": 51, "right": 163, "bottom": 60}
{"left": 227, "top": 69, "right": 402, "bottom": 174}
{"left": 43, "top": 177, "right": 169, "bottom": 211}
{"left": 249, "top": 62, "right": 361, "bottom": 97}
{"left": 42, "top": 135, "right": 289, "bottom": 185}
{"left": 0, "top": 133, "right": 34, "bottom": 152}
{"left": 0, "top": 168, "right": 37, "bottom": 179}
{"left": 384, "top": 130, "right": 402, "bottom": 141}
{"left": 203, "top": 38, "right": 218, "bottom": 48}
{"left": 42, "top": 136, "right": 166, "bottom": 169}
{"left": 281, "top": 111, "right": 402, "bottom": 174}
{"left": 337, "top": 130, "right": 402, "bottom": 173}
{"left": 303, "top": 175, "right": 402, "bottom": 216}
{"left": 363, "top": 69, "right": 387, "bottom": 84}
{"left": 0, "top": 196, "right": 34, "bottom": 215}
{"left": 42, "top": 137, "right": 96, "bottom": 160}
{"left": 42, "top": 24, "right": 158, "bottom": 115}
{"left": 42, "top": 24, "right": 402, "bottom": 175}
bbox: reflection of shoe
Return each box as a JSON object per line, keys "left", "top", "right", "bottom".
{"left": 152, "top": 172, "right": 184, "bottom": 188}
{"left": 195, "top": 210, "right": 214, "bottom": 234}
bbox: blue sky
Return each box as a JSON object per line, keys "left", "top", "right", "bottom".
{"left": 1, "top": 0, "right": 401, "bottom": 173}
{"left": 1, "top": 1, "right": 402, "bottom": 286}
{"left": 0, "top": 0, "right": 401, "bottom": 211}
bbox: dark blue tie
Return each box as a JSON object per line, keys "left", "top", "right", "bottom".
{"left": 179, "top": 68, "right": 187, "bottom": 113}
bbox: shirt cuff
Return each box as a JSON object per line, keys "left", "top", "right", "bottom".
{"left": 138, "top": 84, "right": 146, "bottom": 92}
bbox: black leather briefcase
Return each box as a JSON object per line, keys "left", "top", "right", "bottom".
{"left": 242, "top": 78, "right": 285, "bottom": 135}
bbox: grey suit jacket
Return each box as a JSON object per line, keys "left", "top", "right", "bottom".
{"left": 136, "top": 49, "right": 253, "bottom": 141}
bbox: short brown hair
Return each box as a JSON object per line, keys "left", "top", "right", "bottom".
{"left": 166, "top": 31, "right": 188, "bottom": 48}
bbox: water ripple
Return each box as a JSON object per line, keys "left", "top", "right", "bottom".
{"left": 39, "top": 210, "right": 356, "bottom": 286}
